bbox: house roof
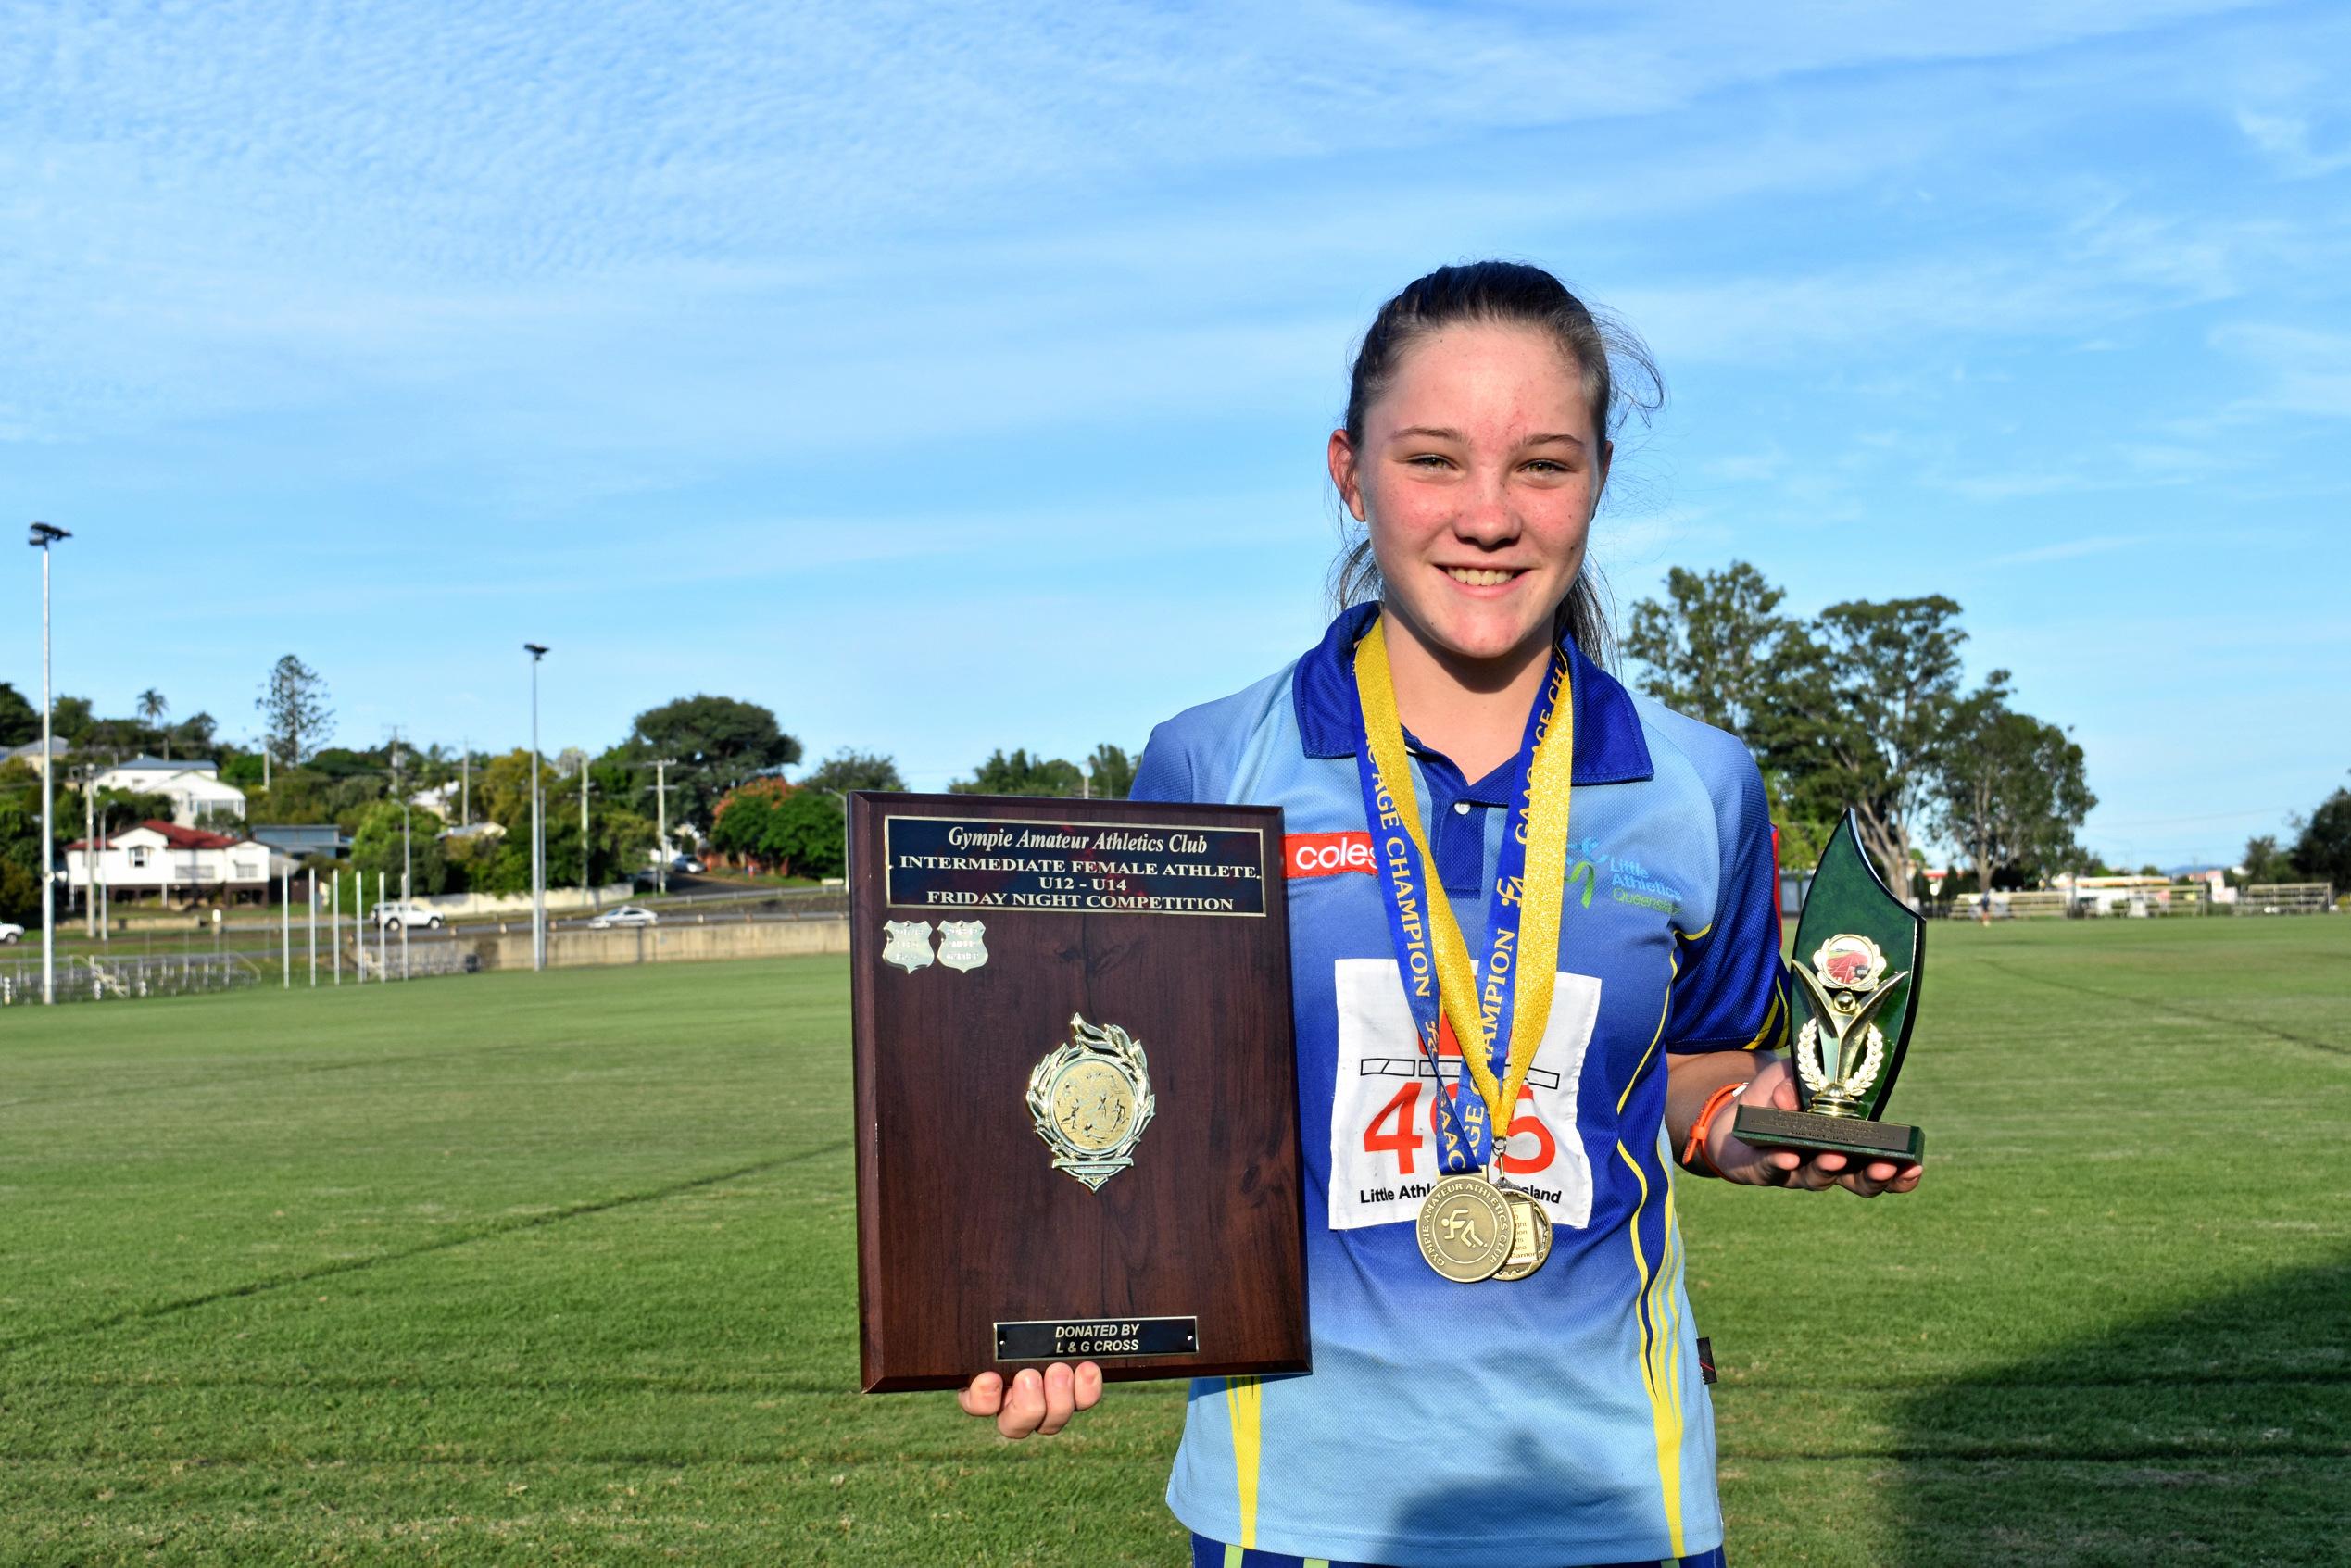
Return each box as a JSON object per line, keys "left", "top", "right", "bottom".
{"left": 68, "top": 818, "right": 251, "bottom": 852}
{"left": 7, "top": 737, "right": 69, "bottom": 759}
{"left": 106, "top": 755, "right": 220, "bottom": 774}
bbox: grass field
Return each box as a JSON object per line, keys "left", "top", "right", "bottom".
{"left": 2, "top": 918, "right": 2346, "bottom": 1565}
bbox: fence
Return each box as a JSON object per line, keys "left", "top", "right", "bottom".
{"left": 0, "top": 951, "right": 263, "bottom": 1006}
{"left": 2239, "top": 882, "right": 2335, "bottom": 915}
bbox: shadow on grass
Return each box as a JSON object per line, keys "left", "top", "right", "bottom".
{"left": 1888, "top": 1250, "right": 2351, "bottom": 1567}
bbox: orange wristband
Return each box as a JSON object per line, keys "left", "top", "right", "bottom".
{"left": 1680, "top": 1080, "right": 1749, "bottom": 1177}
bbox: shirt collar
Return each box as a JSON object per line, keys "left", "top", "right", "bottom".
{"left": 1292, "top": 601, "right": 1655, "bottom": 785}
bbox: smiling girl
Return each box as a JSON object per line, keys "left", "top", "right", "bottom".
{"left": 960, "top": 261, "right": 1921, "bottom": 1568}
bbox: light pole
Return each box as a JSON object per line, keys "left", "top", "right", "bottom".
{"left": 579, "top": 764, "right": 593, "bottom": 902}
{"left": 525, "top": 644, "right": 548, "bottom": 972}
{"left": 29, "top": 522, "right": 69, "bottom": 1005}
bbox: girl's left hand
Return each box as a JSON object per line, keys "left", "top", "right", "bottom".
{"left": 1707, "top": 1056, "right": 1923, "bottom": 1198}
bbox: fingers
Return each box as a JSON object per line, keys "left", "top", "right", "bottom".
{"left": 996, "top": 1367, "right": 1047, "bottom": 1439}
{"left": 1033, "top": 1361, "right": 1079, "bottom": 1436}
{"left": 957, "top": 1371, "right": 1002, "bottom": 1420}
{"left": 967, "top": 1363, "right": 1103, "bottom": 1439}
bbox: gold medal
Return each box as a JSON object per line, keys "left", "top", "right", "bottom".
{"left": 1491, "top": 1187, "right": 1553, "bottom": 1282}
{"left": 1414, "top": 1173, "right": 1515, "bottom": 1283}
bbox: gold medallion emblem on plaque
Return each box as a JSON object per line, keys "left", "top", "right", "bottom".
{"left": 1025, "top": 1013, "right": 1157, "bottom": 1191}
{"left": 1415, "top": 1173, "right": 1515, "bottom": 1283}
{"left": 1491, "top": 1186, "right": 1553, "bottom": 1282}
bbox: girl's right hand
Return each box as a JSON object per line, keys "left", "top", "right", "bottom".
{"left": 958, "top": 1361, "right": 1103, "bottom": 1439}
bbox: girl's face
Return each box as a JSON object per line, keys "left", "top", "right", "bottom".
{"left": 1330, "top": 320, "right": 1610, "bottom": 672}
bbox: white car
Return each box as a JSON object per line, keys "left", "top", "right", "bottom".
{"left": 373, "top": 901, "right": 445, "bottom": 931}
{"left": 589, "top": 905, "right": 660, "bottom": 930}
{"left": 0, "top": 921, "right": 23, "bottom": 945}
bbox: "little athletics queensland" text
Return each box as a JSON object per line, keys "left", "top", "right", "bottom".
{"left": 883, "top": 816, "right": 1267, "bottom": 917}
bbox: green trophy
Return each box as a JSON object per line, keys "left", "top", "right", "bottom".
{"left": 1733, "top": 809, "right": 1926, "bottom": 1165}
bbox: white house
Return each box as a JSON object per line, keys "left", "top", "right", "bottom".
{"left": 66, "top": 820, "right": 281, "bottom": 908}
{"left": 91, "top": 756, "right": 248, "bottom": 826}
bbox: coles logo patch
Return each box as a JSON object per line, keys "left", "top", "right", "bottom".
{"left": 1286, "top": 832, "right": 1376, "bottom": 880}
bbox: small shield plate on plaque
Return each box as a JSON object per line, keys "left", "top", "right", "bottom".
{"left": 937, "top": 920, "right": 988, "bottom": 972}
{"left": 881, "top": 920, "right": 934, "bottom": 973}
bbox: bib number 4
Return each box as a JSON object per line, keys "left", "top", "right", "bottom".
{"left": 1328, "top": 958, "right": 1600, "bottom": 1233}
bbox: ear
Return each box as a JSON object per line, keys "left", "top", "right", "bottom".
{"left": 1595, "top": 437, "right": 1614, "bottom": 509}
{"left": 1327, "top": 430, "right": 1366, "bottom": 522}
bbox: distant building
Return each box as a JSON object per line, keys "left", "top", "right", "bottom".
{"left": 6, "top": 736, "right": 69, "bottom": 779}
{"left": 251, "top": 823, "right": 351, "bottom": 859}
{"left": 408, "top": 781, "right": 459, "bottom": 817}
{"left": 91, "top": 756, "right": 247, "bottom": 826}
{"left": 440, "top": 820, "right": 506, "bottom": 843}
{"left": 65, "top": 820, "right": 281, "bottom": 908}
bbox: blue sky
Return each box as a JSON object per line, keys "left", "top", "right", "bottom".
{"left": 5, "top": 0, "right": 2345, "bottom": 868}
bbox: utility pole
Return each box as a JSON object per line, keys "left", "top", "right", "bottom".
{"left": 460, "top": 741, "right": 471, "bottom": 828}
{"left": 647, "top": 759, "right": 679, "bottom": 895}
{"left": 30, "top": 521, "right": 69, "bottom": 1005}
{"left": 580, "top": 764, "right": 592, "bottom": 899}
{"left": 81, "top": 767, "right": 95, "bottom": 937}
{"left": 525, "top": 645, "right": 548, "bottom": 971}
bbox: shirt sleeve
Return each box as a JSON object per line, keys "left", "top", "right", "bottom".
{"left": 1128, "top": 721, "right": 1196, "bottom": 805}
{"left": 1667, "top": 753, "right": 1789, "bottom": 1053}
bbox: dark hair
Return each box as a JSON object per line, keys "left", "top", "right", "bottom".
{"left": 1328, "top": 261, "right": 1664, "bottom": 665}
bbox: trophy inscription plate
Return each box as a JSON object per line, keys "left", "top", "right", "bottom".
{"left": 850, "top": 792, "right": 1310, "bottom": 1394}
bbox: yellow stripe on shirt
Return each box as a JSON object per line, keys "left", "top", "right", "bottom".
{"left": 1616, "top": 1140, "right": 1688, "bottom": 1558}
{"left": 1223, "top": 1374, "right": 1264, "bottom": 1548}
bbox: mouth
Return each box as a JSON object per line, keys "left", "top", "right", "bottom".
{"left": 1442, "top": 566, "right": 1527, "bottom": 587}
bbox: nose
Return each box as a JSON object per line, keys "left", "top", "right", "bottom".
{"left": 1452, "top": 474, "right": 1519, "bottom": 547}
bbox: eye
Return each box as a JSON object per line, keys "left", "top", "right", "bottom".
{"left": 1405, "top": 453, "right": 1453, "bottom": 470}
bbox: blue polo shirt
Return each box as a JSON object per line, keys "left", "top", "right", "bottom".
{"left": 1133, "top": 604, "right": 1786, "bottom": 1568}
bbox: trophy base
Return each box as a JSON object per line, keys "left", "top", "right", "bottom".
{"left": 1732, "top": 1105, "right": 1924, "bottom": 1165}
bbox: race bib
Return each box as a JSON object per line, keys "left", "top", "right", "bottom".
{"left": 1327, "top": 957, "right": 1600, "bottom": 1232}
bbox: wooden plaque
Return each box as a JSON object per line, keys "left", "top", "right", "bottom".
{"left": 849, "top": 792, "right": 1309, "bottom": 1393}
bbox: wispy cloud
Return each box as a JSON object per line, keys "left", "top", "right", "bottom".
{"left": 1989, "top": 533, "right": 2156, "bottom": 566}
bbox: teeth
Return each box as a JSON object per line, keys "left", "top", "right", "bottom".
{"left": 1446, "top": 567, "right": 1518, "bottom": 586}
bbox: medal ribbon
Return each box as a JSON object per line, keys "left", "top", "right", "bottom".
{"left": 1350, "top": 616, "right": 1575, "bottom": 1173}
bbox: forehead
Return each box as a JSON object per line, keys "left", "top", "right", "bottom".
{"left": 1372, "top": 320, "right": 1596, "bottom": 440}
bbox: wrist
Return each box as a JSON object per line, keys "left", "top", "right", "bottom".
{"left": 1679, "top": 1078, "right": 1750, "bottom": 1178}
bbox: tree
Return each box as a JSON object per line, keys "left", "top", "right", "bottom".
{"left": 2240, "top": 834, "right": 2294, "bottom": 885}
{"left": 0, "top": 682, "right": 35, "bottom": 748}
{"left": 799, "top": 748, "right": 907, "bottom": 796}
{"left": 256, "top": 654, "right": 333, "bottom": 766}
{"left": 710, "top": 778, "right": 798, "bottom": 869}
{"left": 2291, "top": 786, "right": 2351, "bottom": 890}
{"left": 94, "top": 788, "right": 177, "bottom": 833}
{"left": 172, "top": 711, "right": 219, "bottom": 753}
{"left": 615, "top": 696, "right": 800, "bottom": 831}
{"left": 1934, "top": 694, "right": 2095, "bottom": 901}
{"left": 1624, "top": 561, "right": 1801, "bottom": 737}
{"left": 950, "top": 748, "right": 1083, "bottom": 797}
{"left": 1087, "top": 744, "right": 1137, "bottom": 800}
{"left": 50, "top": 696, "right": 94, "bottom": 745}
{"left": 137, "top": 690, "right": 170, "bottom": 758}
{"left": 1624, "top": 561, "right": 1829, "bottom": 862}
{"left": 477, "top": 749, "right": 556, "bottom": 832}
{"left": 1772, "top": 596, "right": 1974, "bottom": 900}
{"left": 764, "top": 789, "right": 847, "bottom": 878}
{"left": 350, "top": 802, "right": 447, "bottom": 896}
{"left": 0, "top": 857, "right": 37, "bottom": 925}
